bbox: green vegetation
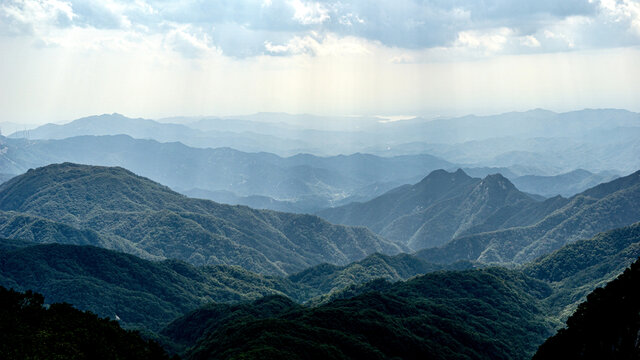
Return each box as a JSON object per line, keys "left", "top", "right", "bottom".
{"left": 161, "top": 295, "right": 302, "bottom": 354}
{"left": 533, "top": 256, "right": 640, "bottom": 359}
{"left": 0, "top": 163, "right": 403, "bottom": 275}
{"left": 3, "top": 222, "right": 640, "bottom": 359}
{"left": 288, "top": 253, "right": 475, "bottom": 305}
{"left": 0, "top": 238, "right": 463, "bottom": 331}
{"left": 168, "top": 268, "right": 555, "bottom": 360}
{"left": 0, "top": 242, "right": 306, "bottom": 331}
{"left": 0, "top": 286, "right": 174, "bottom": 360}
{"left": 1, "top": 162, "right": 640, "bottom": 359}
{"left": 524, "top": 222, "right": 640, "bottom": 318}
{"left": 160, "top": 222, "right": 640, "bottom": 359}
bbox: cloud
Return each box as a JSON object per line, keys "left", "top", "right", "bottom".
{"left": 455, "top": 28, "right": 514, "bottom": 53}
{"left": 265, "top": 32, "right": 370, "bottom": 56}
{"left": 163, "top": 23, "right": 218, "bottom": 58}
{"left": 0, "top": 0, "right": 75, "bottom": 35}
{"left": 289, "top": 0, "right": 329, "bottom": 25}
{"left": 521, "top": 35, "right": 541, "bottom": 47}
{"left": 1, "top": 0, "right": 639, "bottom": 59}
{"left": 599, "top": 0, "right": 640, "bottom": 35}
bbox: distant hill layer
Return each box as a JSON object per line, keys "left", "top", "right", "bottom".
{"left": 0, "top": 163, "right": 403, "bottom": 275}
{"left": 3, "top": 108, "right": 640, "bottom": 211}
{"left": 0, "top": 134, "right": 452, "bottom": 212}
{"left": 14, "top": 110, "right": 640, "bottom": 172}
{"left": 511, "top": 169, "right": 619, "bottom": 197}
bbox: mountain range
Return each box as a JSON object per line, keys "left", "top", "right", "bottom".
{"left": 2, "top": 108, "right": 640, "bottom": 359}
{"left": 1, "top": 113, "right": 634, "bottom": 214}
{"left": 158, "top": 221, "right": 640, "bottom": 359}
{"left": 8, "top": 108, "right": 640, "bottom": 178}
{"left": 319, "top": 169, "right": 569, "bottom": 250}
{"left": 417, "top": 169, "right": 640, "bottom": 265}
{"left": 0, "top": 135, "right": 452, "bottom": 213}
{"left": 3, "top": 220, "right": 638, "bottom": 357}
{"left": 1, "top": 160, "right": 639, "bottom": 358}
{"left": 0, "top": 163, "right": 402, "bottom": 275}
{"left": 0, "top": 239, "right": 471, "bottom": 331}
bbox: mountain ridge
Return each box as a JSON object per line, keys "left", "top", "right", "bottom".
{"left": 0, "top": 163, "right": 403, "bottom": 275}
{"left": 318, "top": 169, "right": 562, "bottom": 250}
{"left": 417, "top": 170, "right": 640, "bottom": 265}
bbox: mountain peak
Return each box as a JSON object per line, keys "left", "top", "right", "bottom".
{"left": 454, "top": 168, "right": 468, "bottom": 176}
{"left": 77, "top": 113, "right": 130, "bottom": 122}
{"left": 409, "top": 169, "right": 476, "bottom": 200}
{"left": 419, "top": 168, "right": 472, "bottom": 184}
{"left": 0, "top": 163, "right": 181, "bottom": 217}
{"left": 480, "top": 173, "right": 517, "bottom": 192}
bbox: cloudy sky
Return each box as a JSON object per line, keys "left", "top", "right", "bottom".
{"left": 1, "top": 0, "right": 639, "bottom": 123}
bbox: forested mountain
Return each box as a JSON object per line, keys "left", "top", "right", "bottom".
{"left": 0, "top": 286, "right": 173, "bottom": 360}
{"left": 0, "top": 237, "right": 475, "bottom": 333}
{"left": 165, "top": 267, "right": 555, "bottom": 360}
{"left": 417, "top": 170, "right": 640, "bottom": 264}
{"left": 318, "top": 169, "right": 567, "bottom": 250}
{"left": 286, "top": 253, "right": 474, "bottom": 301}
{"left": 0, "top": 230, "right": 479, "bottom": 329}
{"left": 524, "top": 222, "right": 640, "bottom": 319}
{"left": 2, "top": 222, "right": 639, "bottom": 358}
{"left": 0, "top": 242, "right": 306, "bottom": 331}
{"left": 533, "top": 256, "right": 640, "bottom": 359}
{"left": 0, "top": 163, "right": 402, "bottom": 275}
{"left": 162, "top": 222, "right": 640, "bottom": 359}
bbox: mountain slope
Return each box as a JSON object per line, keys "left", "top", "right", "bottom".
{"left": 533, "top": 256, "right": 640, "bottom": 360}
{"left": 0, "top": 163, "right": 403, "bottom": 275}
{"left": 0, "top": 240, "right": 471, "bottom": 332}
{"left": 287, "top": 252, "right": 474, "bottom": 302}
{"left": 319, "top": 169, "right": 564, "bottom": 250}
{"left": 417, "top": 170, "right": 640, "bottom": 265}
{"left": 0, "top": 242, "right": 305, "bottom": 331}
{"left": 0, "top": 286, "right": 172, "bottom": 360}
{"left": 523, "top": 222, "right": 640, "bottom": 319}
{"left": 169, "top": 268, "right": 554, "bottom": 360}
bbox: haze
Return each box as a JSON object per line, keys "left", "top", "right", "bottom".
{"left": 1, "top": 0, "right": 639, "bottom": 124}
